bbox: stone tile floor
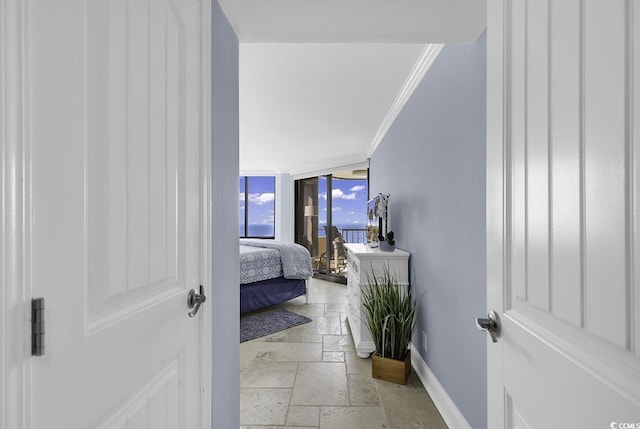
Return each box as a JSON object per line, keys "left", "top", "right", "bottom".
{"left": 240, "top": 278, "right": 448, "bottom": 429}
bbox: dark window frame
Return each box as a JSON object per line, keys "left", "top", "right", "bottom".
{"left": 239, "top": 175, "right": 276, "bottom": 239}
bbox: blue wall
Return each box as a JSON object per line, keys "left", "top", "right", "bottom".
{"left": 211, "top": 2, "right": 240, "bottom": 427}
{"left": 370, "top": 33, "right": 487, "bottom": 429}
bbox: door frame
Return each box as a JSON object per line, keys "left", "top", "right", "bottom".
{"left": 486, "top": 0, "right": 506, "bottom": 426}
{"left": 1, "top": 1, "right": 31, "bottom": 427}
{"left": 199, "top": 1, "right": 213, "bottom": 428}
{"left": 0, "top": 0, "right": 213, "bottom": 427}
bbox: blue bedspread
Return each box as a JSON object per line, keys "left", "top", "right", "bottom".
{"left": 240, "top": 239, "right": 313, "bottom": 281}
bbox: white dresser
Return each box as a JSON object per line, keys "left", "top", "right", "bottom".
{"left": 344, "top": 243, "right": 410, "bottom": 358}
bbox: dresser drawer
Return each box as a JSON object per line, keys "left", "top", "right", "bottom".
{"left": 347, "top": 249, "right": 360, "bottom": 284}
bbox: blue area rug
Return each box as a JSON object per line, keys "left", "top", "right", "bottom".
{"left": 240, "top": 308, "right": 312, "bottom": 343}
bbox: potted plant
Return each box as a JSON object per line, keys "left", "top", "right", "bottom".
{"left": 361, "top": 266, "right": 416, "bottom": 384}
{"left": 378, "top": 230, "right": 395, "bottom": 252}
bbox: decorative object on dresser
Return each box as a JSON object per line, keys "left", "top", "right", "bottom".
{"left": 377, "top": 231, "right": 395, "bottom": 252}
{"left": 344, "top": 243, "right": 410, "bottom": 359}
{"left": 360, "top": 267, "right": 416, "bottom": 385}
{"left": 367, "top": 192, "right": 396, "bottom": 250}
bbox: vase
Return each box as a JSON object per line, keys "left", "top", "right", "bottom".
{"left": 371, "top": 351, "right": 411, "bottom": 384}
{"left": 378, "top": 240, "right": 395, "bottom": 252}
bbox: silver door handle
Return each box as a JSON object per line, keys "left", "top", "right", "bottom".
{"left": 188, "top": 285, "right": 206, "bottom": 318}
{"left": 476, "top": 310, "right": 501, "bottom": 343}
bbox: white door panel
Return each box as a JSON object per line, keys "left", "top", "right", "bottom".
{"left": 23, "top": 0, "right": 206, "bottom": 427}
{"left": 86, "top": 0, "right": 186, "bottom": 330}
{"left": 488, "top": 0, "right": 640, "bottom": 427}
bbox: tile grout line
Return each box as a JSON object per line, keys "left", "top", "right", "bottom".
{"left": 282, "top": 361, "right": 300, "bottom": 428}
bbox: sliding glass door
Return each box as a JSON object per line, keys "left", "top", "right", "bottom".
{"left": 295, "top": 169, "right": 368, "bottom": 281}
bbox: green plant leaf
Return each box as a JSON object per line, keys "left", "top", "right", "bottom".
{"left": 360, "top": 264, "right": 416, "bottom": 361}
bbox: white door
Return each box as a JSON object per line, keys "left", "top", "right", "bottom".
{"left": 14, "top": 0, "right": 209, "bottom": 427}
{"left": 487, "top": 0, "right": 640, "bottom": 427}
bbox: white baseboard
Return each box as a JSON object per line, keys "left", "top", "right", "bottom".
{"left": 410, "top": 344, "right": 472, "bottom": 429}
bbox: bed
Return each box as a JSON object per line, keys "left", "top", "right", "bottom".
{"left": 240, "top": 239, "right": 313, "bottom": 313}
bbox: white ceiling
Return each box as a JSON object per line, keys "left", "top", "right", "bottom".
{"left": 218, "top": 0, "right": 487, "bottom": 176}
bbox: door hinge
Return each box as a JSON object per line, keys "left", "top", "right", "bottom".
{"left": 32, "top": 297, "right": 45, "bottom": 356}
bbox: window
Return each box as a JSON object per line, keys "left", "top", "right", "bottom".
{"left": 239, "top": 176, "right": 276, "bottom": 238}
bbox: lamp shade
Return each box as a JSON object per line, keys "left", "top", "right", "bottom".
{"left": 304, "top": 205, "right": 317, "bottom": 216}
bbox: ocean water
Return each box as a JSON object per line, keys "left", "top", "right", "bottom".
{"left": 240, "top": 224, "right": 274, "bottom": 237}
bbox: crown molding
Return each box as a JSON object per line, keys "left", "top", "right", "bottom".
{"left": 291, "top": 159, "right": 370, "bottom": 181}
{"left": 367, "top": 43, "right": 444, "bottom": 158}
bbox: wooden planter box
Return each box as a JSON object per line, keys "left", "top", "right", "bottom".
{"left": 371, "top": 351, "right": 411, "bottom": 385}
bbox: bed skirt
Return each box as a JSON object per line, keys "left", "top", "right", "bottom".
{"left": 240, "top": 277, "right": 307, "bottom": 313}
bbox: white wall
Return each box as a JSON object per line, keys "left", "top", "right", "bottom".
{"left": 211, "top": 1, "right": 240, "bottom": 427}
{"left": 370, "top": 33, "right": 487, "bottom": 429}
{"left": 275, "top": 173, "right": 294, "bottom": 242}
